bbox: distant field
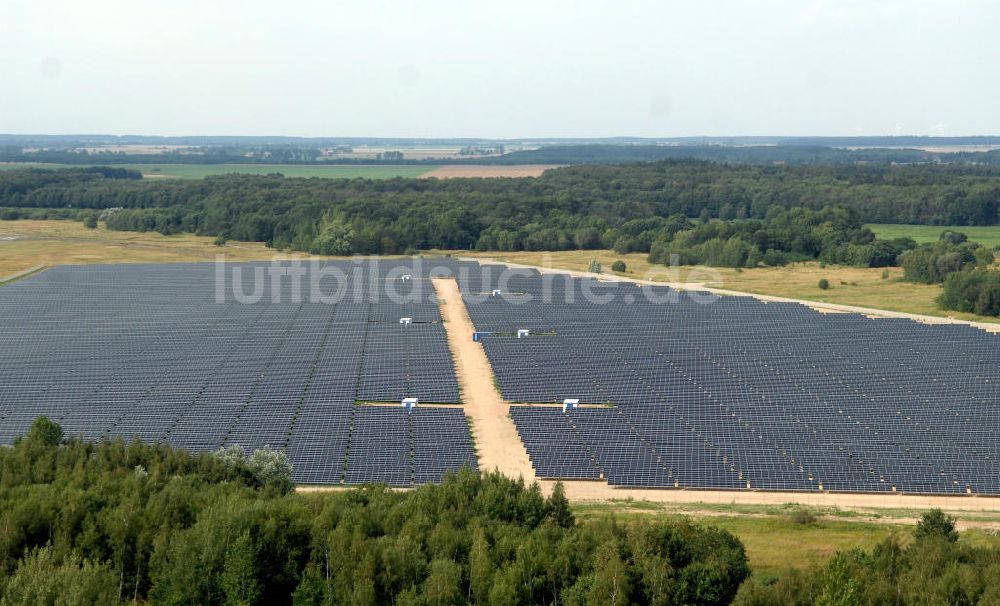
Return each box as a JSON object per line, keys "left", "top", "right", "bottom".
{"left": 0, "top": 163, "right": 557, "bottom": 179}
{"left": 421, "top": 164, "right": 561, "bottom": 178}
{"left": 868, "top": 223, "right": 1000, "bottom": 248}
{"left": 0, "top": 163, "right": 436, "bottom": 179}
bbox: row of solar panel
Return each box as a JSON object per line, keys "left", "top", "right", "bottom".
{"left": 464, "top": 269, "right": 1000, "bottom": 495}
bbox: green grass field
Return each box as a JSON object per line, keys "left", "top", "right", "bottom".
{"left": 868, "top": 224, "right": 1000, "bottom": 248}
{"left": 572, "top": 501, "right": 1000, "bottom": 576}
{"left": 0, "top": 163, "right": 436, "bottom": 179}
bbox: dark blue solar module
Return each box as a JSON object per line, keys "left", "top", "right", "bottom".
{"left": 0, "top": 261, "right": 476, "bottom": 485}
{"left": 463, "top": 267, "right": 1000, "bottom": 495}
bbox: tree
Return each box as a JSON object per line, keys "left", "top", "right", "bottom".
{"left": 0, "top": 546, "right": 120, "bottom": 606}
{"left": 27, "top": 416, "right": 63, "bottom": 446}
{"left": 222, "top": 530, "right": 261, "bottom": 605}
{"left": 546, "top": 482, "right": 574, "bottom": 528}
{"left": 818, "top": 279, "right": 830, "bottom": 290}
{"left": 588, "top": 260, "right": 602, "bottom": 274}
{"left": 310, "top": 216, "right": 355, "bottom": 256}
{"left": 248, "top": 446, "right": 294, "bottom": 494}
{"left": 611, "top": 260, "right": 626, "bottom": 273}
{"left": 915, "top": 509, "right": 959, "bottom": 543}
{"left": 422, "top": 559, "right": 463, "bottom": 606}
{"left": 83, "top": 214, "right": 98, "bottom": 229}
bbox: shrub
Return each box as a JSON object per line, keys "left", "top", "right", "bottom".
{"left": 939, "top": 268, "right": 1000, "bottom": 316}
{"left": 587, "top": 260, "right": 602, "bottom": 274}
{"left": 611, "top": 260, "right": 626, "bottom": 272}
{"left": 818, "top": 278, "right": 830, "bottom": 290}
{"left": 789, "top": 509, "right": 817, "bottom": 525}
{"left": 915, "top": 509, "right": 958, "bottom": 542}
{"left": 26, "top": 416, "right": 63, "bottom": 446}
{"left": 83, "top": 214, "right": 98, "bottom": 229}
{"left": 214, "top": 235, "right": 227, "bottom": 247}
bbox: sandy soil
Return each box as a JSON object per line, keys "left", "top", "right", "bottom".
{"left": 544, "top": 481, "right": 1000, "bottom": 513}
{"left": 432, "top": 278, "right": 537, "bottom": 482}
{"left": 421, "top": 165, "right": 560, "bottom": 179}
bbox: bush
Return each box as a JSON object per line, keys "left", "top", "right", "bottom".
{"left": 939, "top": 268, "right": 1000, "bottom": 316}
{"left": 611, "top": 260, "right": 626, "bottom": 272}
{"left": 789, "top": 509, "right": 817, "bottom": 525}
{"left": 83, "top": 214, "right": 98, "bottom": 229}
{"left": 818, "top": 278, "right": 830, "bottom": 290}
{"left": 214, "top": 235, "right": 227, "bottom": 247}
{"left": 915, "top": 509, "right": 959, "bottom": 542}
{"left": 587, "top": 260, "right": 602, "bottom": 274}
{"left": 26, "top": 416, "right": 63, "bottom": 446}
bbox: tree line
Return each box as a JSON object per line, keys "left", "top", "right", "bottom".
{"left": 0, "top": 417, "right": 750, "bottom": 605}
{"left": 893, "top": 230, "right": 1000, "bottom": 316}
{"left": 6, "top": 142, "right": 1000, "bottom": 167}
{"left": 1, "top": 162, "right": 1000, "bottom": 251}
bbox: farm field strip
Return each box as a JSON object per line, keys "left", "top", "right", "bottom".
{"left": 0, "top": 163, "right": 438, "bottom": 179}
{"left": 867, "top": 223, "right": 1000, "bottom": 248}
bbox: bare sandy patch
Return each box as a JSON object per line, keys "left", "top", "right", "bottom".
{"left": 421, "top": 165, "right": 561, "bottom": 179}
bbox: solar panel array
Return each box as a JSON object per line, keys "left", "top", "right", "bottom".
{"left": 462, "top": 268, "right": 1000, "bottom": 495}
{"left": 0, "top": 261, "right": 475, "bottom": 485}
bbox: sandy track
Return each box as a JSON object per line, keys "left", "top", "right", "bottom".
{"left": 421, "top": 165, "right": 561, "bottom": 179}
{"left": 432, "top": 278, "right": 537, "bottom": 482}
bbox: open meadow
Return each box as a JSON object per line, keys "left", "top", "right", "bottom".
{"left": 572, "top": 500, "right": 1000, "bottom": 576}
{"left": 0, "top": 220, "right": 283, "bottom": 277}
{"left": 868, "top": 223, "right": 1000, "bottom": 248}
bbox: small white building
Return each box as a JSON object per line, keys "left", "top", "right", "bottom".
{"left": 517, "top": 329, "right": 530, "bottom": 338}
{"left": 400, "top": 317, "right": 412, "bottom": 326}
{"left": 491, "top": 289, "right": 502, "bottom": 297}
{"left": 402, "top": 397, "right": 418, "bottom": 411}
{"left": 401, "top": 274, "right": 412, "bottom": 281}
{"left": 562, "top": 398, "right": 579, "bottom": 413}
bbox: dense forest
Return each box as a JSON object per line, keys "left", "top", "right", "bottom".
{"left": 2, "top": 162, "right": 1000, "bottom": 255}
{"left": 1, "top": 418, "right": 750, "bottom": 605}
{"left": 2, "top": 418, "right": 997, "bottom": 605}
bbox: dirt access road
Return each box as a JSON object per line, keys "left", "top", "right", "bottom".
{"left": 432, "top": 278, "right": 537, "bottom": 482}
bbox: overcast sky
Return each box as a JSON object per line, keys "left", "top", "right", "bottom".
{"left": 2, "top": 0, "right": 997, "bottom": 138}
